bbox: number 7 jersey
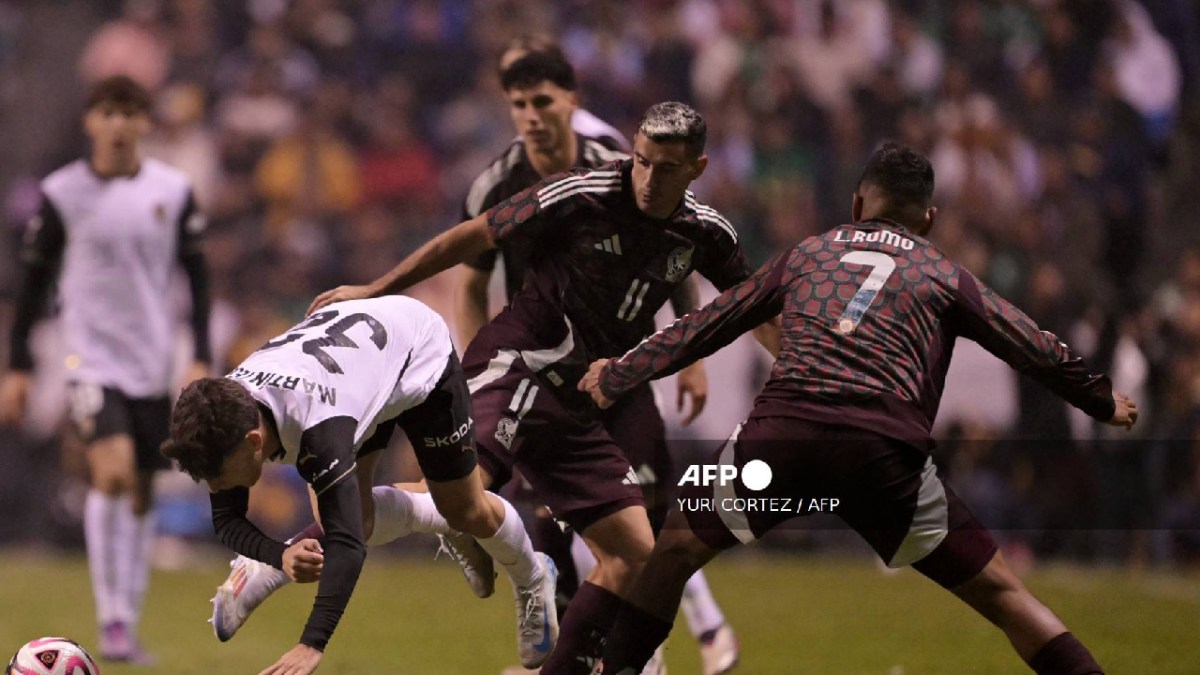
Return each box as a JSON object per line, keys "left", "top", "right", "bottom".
{"left": 228, "top": 296, "right": 453, "bottom": 470}
{"left": 601, "top": 219, "right": 1115, "bottom": 449}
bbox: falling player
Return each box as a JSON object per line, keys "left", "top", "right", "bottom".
{"left": 0, "top": 75, "right": 212, "bottom": 664}
{"left": 580, "top": 142, "right": 1136, "bottom": 675}
{"left": 162, "top": 295, "right": 558, "bottom": 674}
{"left": 309, "top": 101, "right": 777, "bottom": 674}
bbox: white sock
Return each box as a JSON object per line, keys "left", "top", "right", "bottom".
{"left": 128, "top": 510, "right": 156, "bottom": 627}
{"left": 570, "top": 531, "right": 597, "bottom": 582}
{"left": 84, "top": 490, "right": 125, "bottom": 626}
{"left": 681, "top": 568, "right": 725, "bottom": 638}
{"left": 475, "top": 495, "right": 538, "bottom": 588}
{"left": 110, "top": 497, "right": 138, "bottom": 626}
{"left": 368, "top": 486, "right": 450, "bottom": 546}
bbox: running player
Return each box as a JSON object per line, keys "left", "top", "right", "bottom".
{"left": 310, "top": 101, "right": 776, "bottom": 674}
{"left": 162, "top": 295, "right": 558, "bottom": 674}
{"left": 0, "top": 75, "right": 212, "bottom": 664}
{"left": 581, "top": 142, "right": 1134, "bottom": 675}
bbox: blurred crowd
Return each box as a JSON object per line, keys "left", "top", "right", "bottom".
{"left": 2, "top": 0, "right": 1200, "bottom": 568}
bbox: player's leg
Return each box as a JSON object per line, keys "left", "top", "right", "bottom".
{"left": 908, "top": 489, "right": 1103, "bottom": 674}
{"left": 404, "top": 352, "right": 558, "bottom": 668}
{"left": 607, "top": 384, "right": 737, "bottom": 674}
{"left": 71, "top": 384, "right": 144, "bottom": 662}
{"left": 596, "top": 509, "right": 725, "bottom": 675}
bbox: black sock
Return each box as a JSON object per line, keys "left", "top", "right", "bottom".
{"left": 540, "top": 582, "right": 622, "bottom": 675}
{"left": 1027, "top": 632, "right": 1104, "bottom": 675}
{"left": 600, "top": 601, "right": 673, "bottom": 675}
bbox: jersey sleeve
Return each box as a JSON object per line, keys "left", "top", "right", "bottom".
{"left": 176, "top": 190, "right": 212, "bottom": 363}
{"left": 9, "top": 196, "right": 67, "bottom": 370}
{"left": 601, "top": 252, "right": 791, "bottom": 399}
{"left": 485, "top": 171, "right": 588, "bottom": 246}
{"left": 696, "top": 219, "right": 752, "bottom": 291}
{"left": 209, "top": 487, "right": 288, "bottom": 569}
{"left": 294, "top": 416, "right": 367, "bottom": 651}
{"left": 951, "top": 268, "right": 1115, "bottom": 421}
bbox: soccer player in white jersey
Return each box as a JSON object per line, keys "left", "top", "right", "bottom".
{"left": 0, "top": 75, "right": 212, "bottom": 664}
{"left": 162, "top": 296, "right": 558, "bottom": 674}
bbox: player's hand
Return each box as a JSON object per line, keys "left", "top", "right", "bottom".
{"left": 178, "top": 361, "right": 209, "bottom": 391}
{"left": 307, "top": 284, "right": 375, "bottom": 316}
{"left": 1104, "top": 391, "right": 1139, "bottom": 430}
{"left": 0, "top": 371, "right": 31, "bottom": 427}
{"left": 258, "top": 643, "right": 322, "bottom": 675}
{"left": 283, "top": 539, "right": 324, "bottom": 583}
{"left": 577, "top": 359, "right": 615, "bottom": 409}
{"left": 676, "top": 360, "right": 708, "bottom": 426}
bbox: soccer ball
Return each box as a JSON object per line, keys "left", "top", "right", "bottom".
{"left": 6, "top": 638, "right": 99, "bottom": 675}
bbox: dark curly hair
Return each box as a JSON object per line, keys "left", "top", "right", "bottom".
{"left": 161, "top": 378, "right": 260, "bottom": 482}
{"left": 857, "top": 141, "right": 935, "bottom": 211}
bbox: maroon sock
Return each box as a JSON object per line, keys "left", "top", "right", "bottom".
{"left": 540, "top": 582, "right": 622, "bottom": 675}
{"left": 599, "top": 600, "right": 673, "bottom": 675}
{"left": 286, "top": 522, "right": 324, "bottom": 545}
{"left": 1027, "top": 633, "right": 1104, "bottom": 675}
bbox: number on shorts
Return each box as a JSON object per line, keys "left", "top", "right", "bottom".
{"left": 834, "top": 251, "right": 896, "bottom": 334}
{"left": 260, "top": 310, "right": 388, "bottom": 374}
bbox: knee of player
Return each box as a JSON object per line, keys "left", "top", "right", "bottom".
{"left": 438, "top": 496, "right": 490, "bottom": 534}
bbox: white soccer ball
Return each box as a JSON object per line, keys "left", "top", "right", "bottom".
{"left": 6, "top": 638, "right": 99, "bottom": 675}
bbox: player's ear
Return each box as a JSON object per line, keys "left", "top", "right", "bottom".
{"left": 923, "top": 206, "right": 937, "bottom": 235}
{"left": 851, "top": 191, "right": 864, "bottom": 221}
{"left": 245, "top": 429, "right": 264, "bottom": 458}
{"left": 689, "top": 154, "right": 708, "bottom": 180}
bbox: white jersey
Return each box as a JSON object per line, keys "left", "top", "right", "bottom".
{"left": 227, "top": 296, "right": 453, "bottom": 481}
{"left": 35, "top": 158, "right": 202, "bottom": 396}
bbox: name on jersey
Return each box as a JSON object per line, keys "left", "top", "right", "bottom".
{"left": 833, "top": 229, "right": 915, "bottom": 250}
{"left": 228, "top": 367, "right": 337, "bottom": 405}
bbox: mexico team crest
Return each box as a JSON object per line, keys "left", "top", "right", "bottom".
{"left": 665, "top": 246, "right": 694, "bottom": 282}
{"left": 495, "top": 417, "right": 518, "bottom": 449}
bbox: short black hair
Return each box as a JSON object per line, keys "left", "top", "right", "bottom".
{"left": 636, "top": 102, "right": 706, "bottom": 159}
{"left": 85, "top": 75, "right": 152, "bottom": 113}
{"left": 161, "top": 378, "right": 260, "bottom": 482}
{"left": 857, "top": 141, "right": 934, "bottom": 209}
{"left": 500, "top": 51, "right": 577, "bottom": 92}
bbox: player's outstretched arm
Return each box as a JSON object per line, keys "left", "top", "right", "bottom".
{"left": 308, "top": 215, "right": 495, "bottom": 315}
{"left": 953, "top": 270, "right": 1120, "bottom": 423}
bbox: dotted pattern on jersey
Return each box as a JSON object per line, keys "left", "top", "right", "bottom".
{"left": 769, "top": 225, "right": 960, "bottom": 404}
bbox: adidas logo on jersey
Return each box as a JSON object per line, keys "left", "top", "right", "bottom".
{"left": 594, "top": 235, "right": 622, "bottom": 255}
{"left": 621, "top": 466, "right": 640, "bottom": 486}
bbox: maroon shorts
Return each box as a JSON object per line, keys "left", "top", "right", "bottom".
{"left": 682, "top": 414, "right": 998, "bottom": 589}
{"left": 464, "top": 347, "right": 646, "bottom": 533}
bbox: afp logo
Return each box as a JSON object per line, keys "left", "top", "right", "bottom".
{"left": 678, "top": 460, "right": 772, "bottom": 491}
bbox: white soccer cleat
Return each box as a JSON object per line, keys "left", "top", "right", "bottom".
{"left": 699, "top": 623, "right": 739, "bottom": 675}
{"left": 437, "top": 531, "right": 496, "bottom": 598}
{"left": 209, "top": 555, "right": 290, "bottom": 641}
{"left": 515, "top": 552, "right": 559, "bottom": 668}
{"left": 641, "top": 644, "right": 667, "bottom": 675}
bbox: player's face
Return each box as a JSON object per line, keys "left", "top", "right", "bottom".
{"left": 84, "top": 102, "right": 150, "bottom": 158}
{"left": 631, "top": 133, "right": 708, "bottom": 219}
{"left": 506, "top": 81, "right": 577, "bottom": 154}
{"left": 206, "top": 436, "right": 265, "bottom": 493}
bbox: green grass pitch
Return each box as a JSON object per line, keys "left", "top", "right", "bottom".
{"left": 1, "top": 551, "right": 1196, "bottom": 673}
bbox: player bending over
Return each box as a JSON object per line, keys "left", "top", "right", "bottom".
{"left": 581, "top": 143, "right": 1135, "bottom": 675}
{"left": 162, "top": 296, "right": 557, "bottom": 674}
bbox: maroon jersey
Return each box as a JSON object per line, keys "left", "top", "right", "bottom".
{"left": 600, "top": 218, "right": 1115, "bottom": 448}
{"left": 476, "top": 159, "right": 749, "bottom": 395}
{"left": 462, "top": 135, "right": 627, "bottom": 301}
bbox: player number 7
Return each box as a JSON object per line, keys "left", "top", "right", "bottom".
{"left": 835, "top": 251, "right": 896, "bottom": 335}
